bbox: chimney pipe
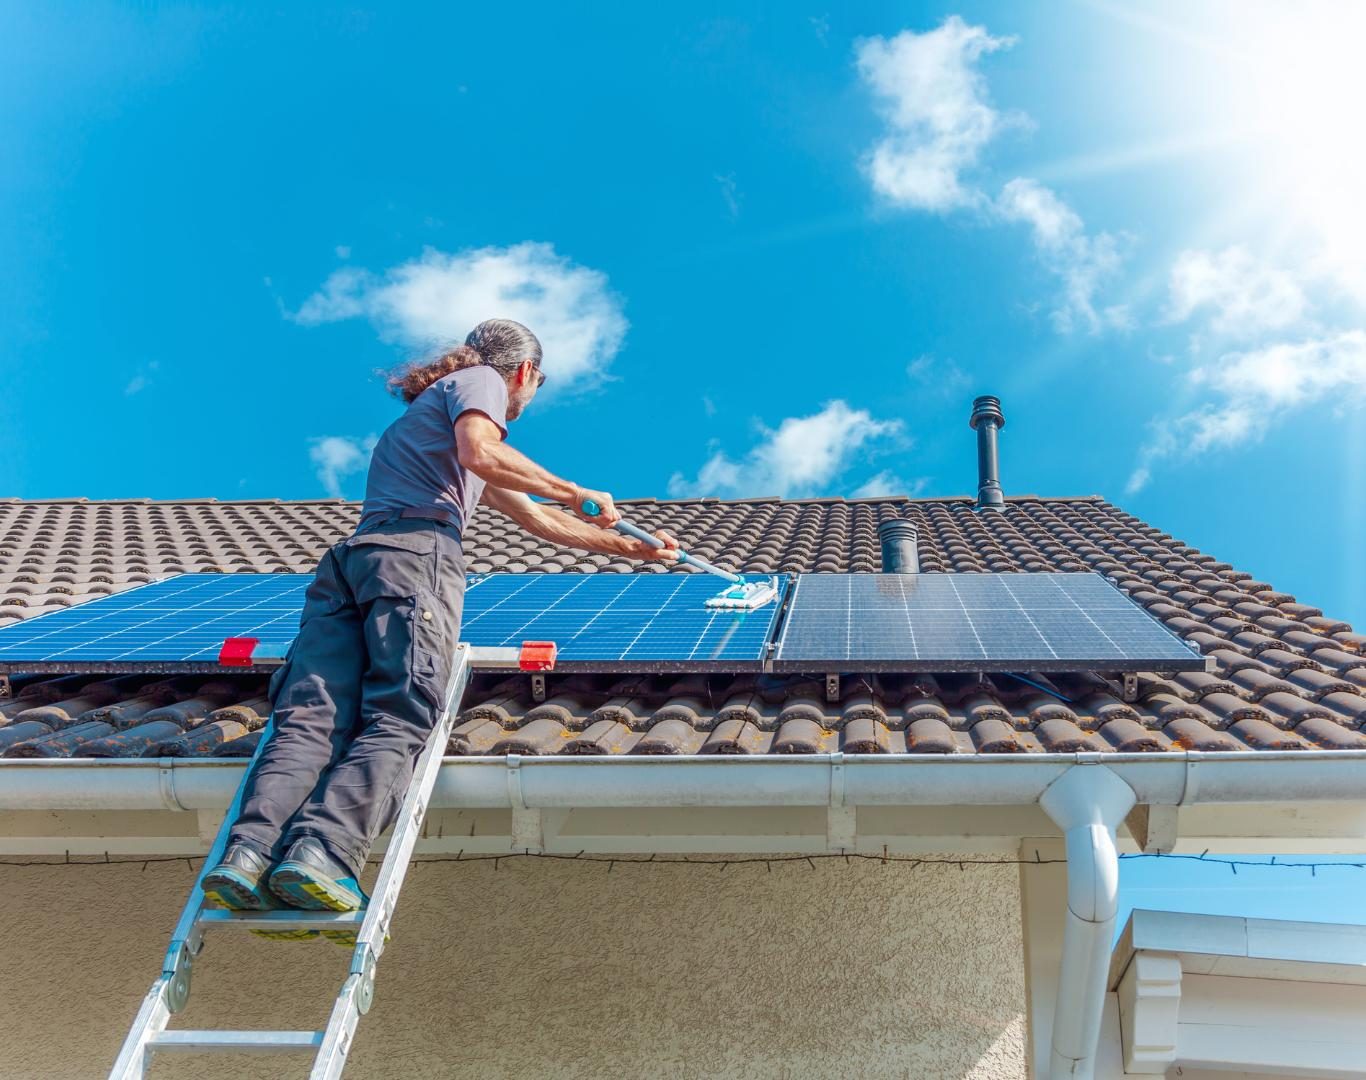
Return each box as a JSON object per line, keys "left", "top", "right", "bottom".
{"left": 878, "top": 518, "right": 919, "bottom": 574}
{"left": 969, "top": 395, "right": 1006, "bottom": 511}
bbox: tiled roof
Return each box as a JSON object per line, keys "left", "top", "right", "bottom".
{"left": 0, "top": 496, "right": 1363, "bottom": 759}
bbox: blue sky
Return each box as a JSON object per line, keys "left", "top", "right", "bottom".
{"left": 2, "top": 1, "right": 1365, "bottom": 923}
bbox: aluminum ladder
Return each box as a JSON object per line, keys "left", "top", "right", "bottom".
{"left": 109, "top": 643, "right": 525, "bottom": 1078}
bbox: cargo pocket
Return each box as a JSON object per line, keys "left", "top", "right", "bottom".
{"left": 410, "top": 585, "right": 454, "bottom": 712}
{"left": 344, "top": 529, "right": 436, "bottom": 555}
{"left": 345, "top": 528, "right": 438, "bottom": 605}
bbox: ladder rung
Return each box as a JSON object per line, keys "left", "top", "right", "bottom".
{"left": 150, "top": 1030, "right": 323, "bottom": 1053}
{"left": 197, "top": 909, "right": 365, "bottom": 932}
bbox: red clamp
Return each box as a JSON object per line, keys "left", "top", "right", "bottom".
{"left": 218, "top": 637, "right": 259, "bottom": 666}
{"left": 518, "top": 641, "right": 558, "bottom": 671}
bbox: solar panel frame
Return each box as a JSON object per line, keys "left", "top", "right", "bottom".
{"left": 770, "top": 571, "right": 1207, "bottom": 674}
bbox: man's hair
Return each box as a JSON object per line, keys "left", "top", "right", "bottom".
{"left": 385, "top": 319, "right": 543, "bottom": 404}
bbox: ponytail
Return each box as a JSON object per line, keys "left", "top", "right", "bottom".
{"left": 385, "top": 344, "right": 483, "bottom": 404}
{"left": 384, "top": 318, "right": 543, "bottom": 404}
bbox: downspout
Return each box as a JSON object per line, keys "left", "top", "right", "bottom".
{"left": 1039, "top": 764, "right": 1137, "bottom": 1080}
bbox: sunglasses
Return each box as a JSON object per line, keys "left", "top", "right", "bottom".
{"left": 535, "top": 367, "right": 547, "bottom": 388}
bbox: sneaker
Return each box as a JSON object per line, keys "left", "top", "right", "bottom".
{"left": 203, "top": 843, "right": 318, "bottom": 942}
{"left": 202, "top": 843, "right": 274, "bottom": 910}
{"left": 268, "top": 838, "right": 368, "bottom": 912}
{"left": 269, "top": 838, "right": 371, "bottom": 946}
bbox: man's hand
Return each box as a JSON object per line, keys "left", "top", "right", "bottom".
{"left": 619, "top": 529, "right": 681, "bottom": 564}
{"left": 572, "top": 486, "right": 620, "bottom": 527}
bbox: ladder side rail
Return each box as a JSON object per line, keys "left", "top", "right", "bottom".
{"left": 310, "top": 643, "right": 476, "bottom": 1080}
{"left": 108, "top": 716, "right": 279, "bottom": 1079}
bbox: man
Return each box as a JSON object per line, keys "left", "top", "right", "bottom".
{"left": 202, "top": 318, "right": 678, "bottom": 920}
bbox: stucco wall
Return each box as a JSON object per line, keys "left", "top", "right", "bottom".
{"left": 0, "top": 854, "right": 1026, "bottom": 1079}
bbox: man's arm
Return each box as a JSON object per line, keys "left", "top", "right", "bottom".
{"left": 480, "top": 484, "right": 680, "bottom": 563}
{"left": 455, "top": 412, "right": 619, "bottom": 525}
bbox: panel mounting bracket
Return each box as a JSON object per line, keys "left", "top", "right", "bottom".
{"left": 825, "top": 674, "right": 840, "bottom": 703}
{"left": 1122, "top": 672, "right": 1139, "bottom": 703}
{"left": 530, "top": 673, "right": 547, "bottom": 703}
{"left": 0, "top": 673, "right": 9, "bottom": 699}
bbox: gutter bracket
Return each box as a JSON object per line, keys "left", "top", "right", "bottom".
{"left": 1178, "top": 753, "right": 1202, "bottom": 806}
{"left": 506, "top": 756, "right": 543, "bottom": 853}
{"left": 1039, "top": 763, "right": 1137, "bottom": 1080}
{"left": 157, "top": 758, "right": 189, "bottom": 812}
{"left": 826, "top": 753, "right": 855, "bottom": 852}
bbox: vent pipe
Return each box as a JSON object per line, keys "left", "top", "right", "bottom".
{"left": 969, "top": 395, "right": 1006, "bottom": 511}
{"left": 877, "top": 519, "right": 919, "bottom": 574}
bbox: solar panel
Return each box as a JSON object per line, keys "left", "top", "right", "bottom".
{"left": 0, "top": 571, "right": 788, "bottom": 673}
{"left": 461, "top": 572, "right": 786, "bottom": 671}
{"left": 0, "top": 574, "right": 312, "bottom": 672}
{"left": 772, "top": 572, "right": 1206, "bottom": 673}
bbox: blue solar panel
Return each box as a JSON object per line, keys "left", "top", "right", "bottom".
{"left": 772, "top": 572, "right": 1205, "bottom": 673}
{"left": 0, "top": 571, "right": 788, "bottom": 672}
{"left": 461, "top": 572, "right": 785, "bottom": 670}
{"left": 0, "top": 574, "right": 311, "bottom": 668}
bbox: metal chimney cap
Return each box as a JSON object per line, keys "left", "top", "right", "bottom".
{"left": 876, "top": 519, "right": 919, "bottom": 540}
{"left": 969, "top": 395, "right": 1005, "bottom": 430}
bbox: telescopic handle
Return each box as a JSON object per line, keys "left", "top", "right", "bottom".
{"left": 581, "top": 499, "right": 741, "bottom": 584}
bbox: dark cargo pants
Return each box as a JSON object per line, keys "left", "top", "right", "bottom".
{"left": 229, "top": 518, "right": 466, "bottom": 878}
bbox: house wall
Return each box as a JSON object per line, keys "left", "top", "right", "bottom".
{"left": 0, "top": 853, "right": 1026, "bottom": 1080}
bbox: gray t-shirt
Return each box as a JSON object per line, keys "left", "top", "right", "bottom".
{"left": 359, "top": 365, "right": 509, "bottom": 531}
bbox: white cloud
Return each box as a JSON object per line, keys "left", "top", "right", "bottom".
{"left": 906, "top": 353, "right": 971, "bottom": 395}
{"left": 996, "top": 178, "right": 1129, "bottom": 333}
{"left": 852, "top": 471, "right": 928, "bottom": 498}
{"left": 293, "top": 243, "right": 628, "bottom": 391}
{"left": 854, "top": 22, "right": 1126, "bottom": 333}
{"left": 1167, "top": 246, "right": 1308, "bottom": 336}
{"left": 334, "top": 244, "right": 351, "bottom": 259}
{"left": 714, "top": 173, "right": 741, "bottom": 218}
{"left": 310, "top": 434, "right": 377, "bottom": 497}
{"left": 668, "top": 400, "right": 904, "bottom": 498}
{"left": 123, "top": 361, "right": 158, "bottom": 397}
{"left": 855, "top": 17, "right": 1017, "bottom": 211}
{"left": 1127, "top": 330, "right": 1366, "bottom": 492}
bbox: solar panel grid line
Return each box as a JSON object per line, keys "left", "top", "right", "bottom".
{"left": 3, "top": 575, "right": 200, "bottom": 653}
{"left": 44, "top": 577, "right": 286, "bottom": 661}
{"left": 620, "top": 575, "right": 689, "bottom": 655}
{"left": 770, "top": 572, "right": 1205, "bottom": 673}
{"left": 566, "top": 575, "right": 640, "bottom": 645}
{"left": 945, "top": 574, "right": 988, "bottom": 660}
{"left": 895, "top": 574, "right": 919, "bottom": 661}
{"left": 465, "top": 572, "right": 594, "bottom": 645}
{"left": 998, "top": 574, "right": 1058, "bottom": 660}
{"left": 106, "top": 578, "right": 309, "bottom": 662}
{"left": 1049, "top": 574, "right": 1124, "bottom": 655}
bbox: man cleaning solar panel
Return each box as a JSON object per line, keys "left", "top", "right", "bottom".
{"left": 200, "top": 318, "right": 682, "bottom": 928}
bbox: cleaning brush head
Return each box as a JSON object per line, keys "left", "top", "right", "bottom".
{"left": 704, "top": 576, "right": 780, "bottom": 611}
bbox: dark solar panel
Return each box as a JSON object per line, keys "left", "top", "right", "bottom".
{"left": 0, "top": 572, "right": 788, "bottom": 673}
{"left": 772, "top": 572, "right": 1206, "bottom": 673}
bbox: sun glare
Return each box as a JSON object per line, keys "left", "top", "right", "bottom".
{"left": 1142, "top": 2, "right": 1366, "bottom": 296}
